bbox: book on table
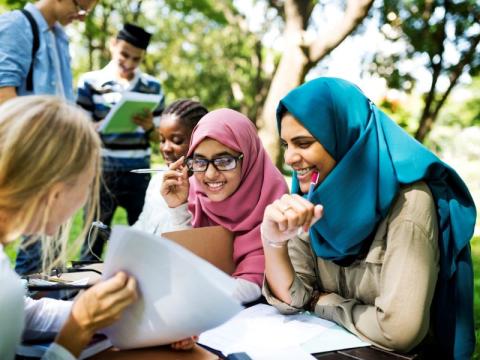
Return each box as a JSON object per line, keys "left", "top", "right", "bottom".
{"left": 16, "top": 333, "right": 111, "bottom": 359}
{"left": 98, "top": 91, "right": 161, "bottom": 134}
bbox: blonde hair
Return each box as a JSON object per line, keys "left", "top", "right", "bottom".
{"left": 0, "top": 96, "right": 101, "bottom": 272}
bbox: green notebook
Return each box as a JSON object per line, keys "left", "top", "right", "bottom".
{"left": 99, "top": 91, "right": 161, "bottom": 134}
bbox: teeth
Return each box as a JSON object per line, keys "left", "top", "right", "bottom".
{"left": 206, "top": 182, "right": 224, "bottom": 189}
{"left": 297, "top": 167, "right": 314, "bottom": 175}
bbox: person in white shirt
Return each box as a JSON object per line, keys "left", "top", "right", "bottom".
{"left": 133, "top": 99, "right": 208, "bottom": 235}
{"left": 0, "top": 96, "right": 154, "bottom": 359}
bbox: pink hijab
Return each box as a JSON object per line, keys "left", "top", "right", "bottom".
{"left": 187, "top": 109, "right": 288, "bottom": 286}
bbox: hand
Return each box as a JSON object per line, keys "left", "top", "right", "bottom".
{"left": 261, "top": 194, "right": 323, "bottom": 247}
{"left": 55, "top": 272, "right": 137, "bottom": 356}
{"left": 170, "top": 336, "right": 199, "bottom": 351}
{"left": 70, "top": 272, "right": 138, "bottom": 335}
{"left": 132, "top": 109, "right": 154, "bottom": 131}
{"left": 161, "top": 157, "right": 189, "bottom": 208}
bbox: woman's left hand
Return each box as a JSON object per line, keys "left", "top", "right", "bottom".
{"left": 170, "top": 336, "right": 199, "bottom": 350}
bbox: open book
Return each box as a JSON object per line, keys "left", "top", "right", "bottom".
{"left": 17, "top": 334, "right": 111, "bottom": 359}
{"left": 98, "top": 91, "right": 161, "bottom": 134}
{"left": 102, "top": 226, "right": 243, "bottom": 350}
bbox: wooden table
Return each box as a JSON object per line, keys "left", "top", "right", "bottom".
{"left": 90, "top": 345, "right": 419, "bottom": 360}
{"left": 315, "top": 346, "right": 419, "bottom": 359}
{"left": 91, "top": 345, "right": 218, "bottom": 360}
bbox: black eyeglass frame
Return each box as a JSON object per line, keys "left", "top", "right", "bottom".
{"left": 185, "top": 154, "right": 244, "bottom": 173}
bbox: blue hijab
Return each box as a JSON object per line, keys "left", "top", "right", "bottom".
{"left": 276, "top": 77, "right": 476, "bottom": 359}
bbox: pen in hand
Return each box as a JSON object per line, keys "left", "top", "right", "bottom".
{"left": 298, "top": 170, "right": 320, "bottom": 235}
{"left": 307, "top": 170, "right": 319, "bottom": 201}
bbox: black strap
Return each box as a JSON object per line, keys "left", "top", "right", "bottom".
{"left": 20, "top": 9, "right": 40, "bottom": 92}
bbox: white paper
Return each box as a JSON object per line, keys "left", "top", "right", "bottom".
{"left": 102, "top": 226, "right": 243, "bottom": 349}
{"left": 199, "top": 304, "right": 370, "bottom": 357}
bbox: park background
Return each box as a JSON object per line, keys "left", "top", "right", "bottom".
{"left": 1, "top": 0, "right": 479, "bottom": 357}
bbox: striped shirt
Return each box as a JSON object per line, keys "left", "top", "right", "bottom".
{"left": 76, "top": 62, "right": 164, "bottom": 171}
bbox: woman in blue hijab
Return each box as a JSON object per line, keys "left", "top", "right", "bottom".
{"left": 261, "top": 77, "right": 476, "bottom": 359}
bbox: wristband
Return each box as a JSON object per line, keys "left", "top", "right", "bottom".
{"left": 266, "top": 239, "right": 289, "bottom": 248}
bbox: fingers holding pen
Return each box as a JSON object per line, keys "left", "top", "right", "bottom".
{"left": 161, "top": 156, "right": 190, "bottom": 207}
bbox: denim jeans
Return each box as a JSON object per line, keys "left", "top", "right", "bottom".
{"left": 15, "top": 237, "right": 42, "bottom": 275}
{"left": 81, "top": 170, "right": 150, "bottom": 261}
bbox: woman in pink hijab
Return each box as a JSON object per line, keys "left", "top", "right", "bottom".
{"left": 161, "top": 108, "right": 288, "bottom": 304}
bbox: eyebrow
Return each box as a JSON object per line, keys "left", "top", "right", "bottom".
{"left": 193, "top": 151, "right": 235, "bottom": 158}
{"left": 291, "top": 135, "right": 316, "bottom": 142}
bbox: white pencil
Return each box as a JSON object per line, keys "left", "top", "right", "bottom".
{"left": 130, "top": 169, "right": 167, "bottom": 174}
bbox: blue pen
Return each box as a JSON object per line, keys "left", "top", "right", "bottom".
{"left": 306, "top": 170, "right": 319, "bottom": 202}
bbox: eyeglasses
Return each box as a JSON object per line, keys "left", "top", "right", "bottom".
{"left": 186, "top": 154, "right": 244, "bottom": 173}
{"left": 71, "top": 0, "right": 90, "bottom": 16}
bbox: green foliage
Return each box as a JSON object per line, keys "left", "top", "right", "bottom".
{"left": 438, "top": 77, "right": 480, "bottom": 128}
{"left": 67, "top": 0, "right": 266, "bottom": 120}
{"left": 0, "top": 0, "right": 27, "bottom": 9}
{"left": 369, "top": 0, "right": 480, "bottom": 142}
{"left": 377, "top": 0, "right": 480, "bottom": 91}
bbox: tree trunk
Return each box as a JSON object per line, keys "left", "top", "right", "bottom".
{"left": 257, "top": 0, "right": 374, "bottom": 164}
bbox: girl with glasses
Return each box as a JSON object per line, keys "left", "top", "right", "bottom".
{"left": 161, "top": 109, "right": 288, "bottom": 304}
{"left": 260, "top": 78, "right": 476, "bottom": 359}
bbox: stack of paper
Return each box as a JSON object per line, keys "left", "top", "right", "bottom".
{"left": 199, "top": 304, "right": 370, "bottom": 359}
{"left": 102, "top": 226, "right": 243, "bottom": 349}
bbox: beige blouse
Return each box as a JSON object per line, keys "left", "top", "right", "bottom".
{"left": 263, "top": 182, "right": 439, "bottom": 352}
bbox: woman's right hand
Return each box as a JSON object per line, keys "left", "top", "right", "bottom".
{"left": 55, "top": 272, "right": 137, "bottom": 356}
{"left": 161, "top": 156, "right": 190, "bottom": 208}
{"left": 261, "top": 194, "right": 324, "bottom": 247}
{"left": 71, "top": 272, "right": 137, "bottom": 334}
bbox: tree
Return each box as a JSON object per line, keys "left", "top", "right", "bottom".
{"left": 257, "top": 0, "right": 374, "bottom": 164}
{"left": 372, "top": 0, "right": 480, "bottom": 143}
{"left": 161, "top": 0, "right": 375, "bottom": 164}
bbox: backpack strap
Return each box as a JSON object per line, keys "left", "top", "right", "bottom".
{"left": 20, "top": 9, "right": 40, "bottom": 92}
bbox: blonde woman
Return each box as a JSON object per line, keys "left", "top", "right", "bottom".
{"left": 0, "top": 96, "right": 138, "bottom": 359}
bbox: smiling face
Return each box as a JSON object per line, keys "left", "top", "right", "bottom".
{"left": 280, "top": 114, "right": 336, "bottom": 193}
{"left": 192, "top": 138, "right": 243, "bottom": 202}
{"left": 158, "top": 114, "right": 191, "bottom": 165}
{"left": 109, "top": 39, "right": 145, "bottom": 80}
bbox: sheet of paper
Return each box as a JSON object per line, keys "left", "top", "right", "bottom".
{"left": 301, "top": 324, "right": 370, "bottom": 354}
{"left": 199, "top": 304, "right": 370, "bottom": 357}
{"left": 102, "top": 226, "right": 243, "bottom": 349}
{"left": 199, "top": 304, "right": 334, "bottom": 355}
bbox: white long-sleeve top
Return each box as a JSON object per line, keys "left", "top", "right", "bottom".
{"left": 133, "top": 172, "right": 192, "bottom": 235}
{"left": 0, "top": 244, "right": 74, "bottom": 360}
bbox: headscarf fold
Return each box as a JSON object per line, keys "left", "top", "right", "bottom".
{"left": 276, "top": 77, "right": 476, "bottom": 359}
{"left": 188, "top": 109, "right": 288, "bottom": 286}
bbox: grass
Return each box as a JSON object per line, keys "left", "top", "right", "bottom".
{"left": 3, "top": 207, "right": 128, "bottom": 266}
